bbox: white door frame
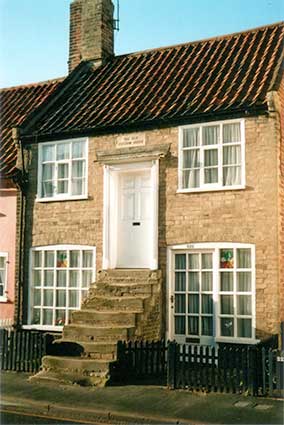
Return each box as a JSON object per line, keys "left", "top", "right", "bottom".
{"left": 103, "top": 160, "right": 159, "bottom": 270}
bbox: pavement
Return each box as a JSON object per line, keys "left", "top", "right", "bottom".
{"left": 0, "top": 371, "right": 283, "bottom": 425}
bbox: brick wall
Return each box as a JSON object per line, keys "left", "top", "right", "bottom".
{"left": 24, "top": 114, "right": 280, "bottom": 340}
{"left": 69, "top": 0, "right": 82, "bottom": 73}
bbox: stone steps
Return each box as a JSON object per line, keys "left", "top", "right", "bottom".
{"left": 54, "top": 339, "right": 118, "bottom": 360}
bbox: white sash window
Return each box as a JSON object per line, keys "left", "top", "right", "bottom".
{"left": 178, "top": 120, "right": 245, "bottom": 192}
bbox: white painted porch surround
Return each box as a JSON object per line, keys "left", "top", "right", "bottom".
{"left": 98, "top": 143, "right": 170, "bottom": 270}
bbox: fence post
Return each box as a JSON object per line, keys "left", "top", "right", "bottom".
{"left": 167, "top": 341, "right": 177, "bottom": 389}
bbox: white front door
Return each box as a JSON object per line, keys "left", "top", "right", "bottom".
{"left": 116, "top": 170, "right": 152, "bottom": 268}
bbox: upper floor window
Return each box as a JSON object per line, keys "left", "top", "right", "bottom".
{"left": 0, "top": 252, "right": 8, "bottom": 302}
{"left": 37, "top": 138, "right": 88, "bottom": 201}
{"left": 178, "top": 120, "right": 245, "bottom": 192}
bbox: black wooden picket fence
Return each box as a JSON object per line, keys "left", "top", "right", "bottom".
{"left": 116, "top": 340, "right": 284, "bottom": 397}
{"left": 0, "top": 329, "right": 50, "bottom": 372}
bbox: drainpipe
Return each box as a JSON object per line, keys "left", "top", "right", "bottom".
{"left": 12, "top": 127, "right": 28, "bottom": 329}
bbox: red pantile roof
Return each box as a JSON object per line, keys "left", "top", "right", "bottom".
{"left": 0, "top": 79, "right": 62, "bottom": 178}
{"left": 22, "top": 22, "right": 283, "bottom": 141}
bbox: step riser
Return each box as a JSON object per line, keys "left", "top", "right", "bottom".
{"left": 42, "top": 356, "right": 109, "bottom": 373}
{"left": 94, "top": 287, "right": 152, "bottom": 297}
{"left": 63, "top": 328, "right": 131, "bottom": 342}
{"left": 84, "top": 297, "right": 143, "bottom": 311}
{"left": 71, "top": 311, "right": 136, "bottom": 327}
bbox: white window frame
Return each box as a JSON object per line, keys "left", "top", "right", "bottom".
{"left": 26, "top": 245, "right": 96, "bottom": 331}
{"left": 167, "top": 242, "right": 257, "bottom": 345}
{"left": 37, "top": 138, "right": 88, "bottom": 202}
{"left": 178, "top": 119, "right": 246, "bottom": 193}
{"left": 0, "top": 252, "right": 8, "bottom": 302}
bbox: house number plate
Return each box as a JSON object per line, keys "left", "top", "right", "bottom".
{"left": 116, "top": 133, "right": 146, "bottom": 148}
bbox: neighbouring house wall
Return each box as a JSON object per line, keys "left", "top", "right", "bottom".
{"left": 278, "top": 76, "right": 284, "bottom": 331}
{"left": 0, "top": 188, "right": 17, "bottom": 326}
{"left": 23, "top": 114, "right": 279, "bottom": 340}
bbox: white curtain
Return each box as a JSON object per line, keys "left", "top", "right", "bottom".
{"left": 223, "top": 123, "right": 241, "bottom": 143}
{"left": 203, "top": 125, "right": 219, "bottom": 145}
{"left": 183, "top": 128, "right": 199, "bottom": 147}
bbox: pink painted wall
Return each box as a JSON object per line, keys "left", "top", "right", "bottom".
{"left": 0, "top": 188, "right": 17, "bottom": 326}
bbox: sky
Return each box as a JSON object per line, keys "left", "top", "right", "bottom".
{"left": 0, "top": 0, "right": 283, "bottom": 88}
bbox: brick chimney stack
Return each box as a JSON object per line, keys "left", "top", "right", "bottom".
{"left": 69, "top": 0, "right": 114, "bottom": 73}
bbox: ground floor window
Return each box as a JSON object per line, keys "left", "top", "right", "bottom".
{"left": 29, "top": 245, "right": 96, "bottom": 329}
{"left": 170, "top": 243, "right": 255, "bottom": 344}
{"left": 0, "top": 252, "right": 8, "bottom": 301}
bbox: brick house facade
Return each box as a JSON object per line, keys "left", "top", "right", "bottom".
{"left": 2, "top": 0, "right": 283, "bottom": 384}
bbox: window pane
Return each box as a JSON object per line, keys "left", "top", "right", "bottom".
{"left": 57, "top": 180, "right": 69, "bottom": 194}
{"left": 175, "top": 294, "right": 185, "bottom": 313}
{"left": 202, "top": 254, "right": 212, "bottom": 269}
{"left": 183, "top": 128, "right": 199, "bottom": 147}
{"left": 57, "top": 143, "right": 70, "bottom": 160}
{"left": 237, "top": 249, "right": 251, "bottom": 269}
{"left": 42, "top": 163, "right": 54, "bottom": 180}
{"left": 56, "top": 290, "right": 66, "bottom": 307}
{"left": 188, "top": 254, "right": 199, "bottom": 269}
{"left": 57, "top": 251, "right": 68, "bottom": 268}
{"left": 204, "top": 149, "right": 218, "bottom": 166}
{"left": 183, "top": 150, "right": 200, "bottom": 168}
{"left": 188, "top": 316, "right": 199, "bottom": 335}
{"left": 43, "top": 309, "right": 53, "bottom": 325}
{"left": 69, "top": 270, "right": 80, "bottom": 287}
{"left": 237, "top": 319, "right": 252, "bottom": 338}
{"left": 183, "top": 170, "right": 200, "bottom": 188}
{"left": 220, "top": 249, "right": 234, "bottom": 269}
{"left": 72, "top": 141, "right": 85, "bottom": 158}
{"left": 43, "top": 270, "right": 53, "bottom": 287}
{"left": 43, "top": 290, "right": 53, "bottom": 306}
{"left": 175, "top": 272, "right": 186, "bottom": 291}
{"left": 237, "top": 295, "right": 252, "bottom": 315}
{"left": 42, "top": 145, "right": 55, "bottom": 161}
{"left": 175, "top": 254, "right": 186, "bottom": 270}
{"left": 83, "top": 251, "right": 93, "bottom": 268}
{"left": 223, "top": 146, "right": 241, "bottom": 165}
{"left": 0, "top": 284, "right": 3, "bottom": 296}
{"left": 33, "top": 251, "right": 41, "bottom": 268}
{"left": 33, "top": 289, "right": 41, "bottom": 306}
{"left": 70, "top": 251, "right": 80, "bottom": 268}
{"left": 202, "top": 317, "right": 213, "bottom": 336}
{"left": 69, "top": 290, "right": 79, "bottom": 308}
{"left": 221, "top": 295, "right": 234, "bottom": 314}
{"left": 42, "top": 181, "right": 55, "bottom": 198}
{"left": 203, "top": 125, "right": 219, "bottom": 145}
{"left": 223, "top": 123, "right": 241, "bottom": 143}
{"left": 188, "top": 294, "right": 199, "bottom": 314}
{"left": 223, "top": 166, "right": 241, "bottom": 186}
{"left": 220, "top": 272, "right": 233, "bottom": 291}
{"left": 188, "top": 272, "right": 199, "bottom": 291}
{"left": 237, "top": 272, "right": 251, "bottom": 292}
{"left": 56, "top": 270, "right": 67, "bottom": 287}
{"left": 175, "top": 316, "right": 185, "bottom": 334}
{"left": 58, "top": 163, "right": 69, "bottom": 179}
{"left": 82, "top": 270, "right": 92, "bottom": 286}
{"left": 44, "top": 251, "right": 54, "bottom": 268}
{"left": 0, "top": 257, "right": 4, "bottom": 269}
{"left": 72, "top": 160, "right": 84, "bottom": 178}
{"left": 221, "top": 318, "right": 234, "bottom": 336}
{"left": 202, "top": 272, "right": 212, "bottom": 291}
{"left": 33, "top": 270, "right": 41, "bottom": 286}
{"left": 32, "top": 309, "right": 41, "bottom": 325}
{"left": 202, "top": 294, "right": 213, "bottom": 314}
{"left": 204, "top": 168, "right": 218, "bottom": 184}
{"left": 71, "top": 179, "right": 84, "bottom": 196}
{"left": 55, "top": 310, "right": 66, "bottom": 326}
